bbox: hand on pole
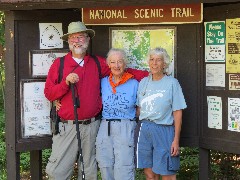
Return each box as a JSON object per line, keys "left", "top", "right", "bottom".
{"left": 66, "top": 73, "right": 79, "bottom": 85}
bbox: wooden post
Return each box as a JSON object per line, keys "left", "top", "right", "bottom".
{"left": 5, "top": 10, "right": 20, "bottom": 180}
{"left": 30, "top": 150, "right": 42, "bottom": 180}
{"left": 199, "top": 148, "right": 210, "bottom": 180}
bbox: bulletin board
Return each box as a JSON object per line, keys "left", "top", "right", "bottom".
{"left": 20, "top": 79, "right": 51, "bottom": 138}
{"left": 202, "top": 5, "right": 240, "bottom": 154}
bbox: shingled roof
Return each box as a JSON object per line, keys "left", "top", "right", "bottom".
{"left": 0, "top": 0, "right": 240, "bottom": 11}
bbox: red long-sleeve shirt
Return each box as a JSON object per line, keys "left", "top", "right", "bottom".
{"left": 44, "top": 51, "right": 148, "bottom": 120}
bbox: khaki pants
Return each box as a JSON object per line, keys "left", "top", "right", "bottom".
{"left": 46, "top": 119, "right": 100, "bottom": 180}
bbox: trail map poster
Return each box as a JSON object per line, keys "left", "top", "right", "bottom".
{"left": 111, "top": 27, "right": 175, "bottom": 76}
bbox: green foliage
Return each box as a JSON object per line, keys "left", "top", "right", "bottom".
{"left": 0, "top": 110, "right": 6, "bottom": 179}
{"left": 210, "top": 150, "right": 240, "bottom": 179}
{"left": 135, "top": 169, "right": 146, "bottom": 180}
{"left": 0, "top": 11, "right": 5, "bottom": 46}
{"left": 42, "top": 148, "right": 51, "bottom": 168}
{"left": 178, "top": 147, "right": 199, "bottom": 179}
{"left": 20, "top": 152, "right": 30, "bottom": 173}
{"left": 0, "top": 11, "right": 6, "bottom": 179}
{"left": 0, "top": 11, "right": 5, "bottom": 109}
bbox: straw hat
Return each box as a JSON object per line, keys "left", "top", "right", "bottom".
{"left": 61, "top": 21, "right": 95, "bottom": 41}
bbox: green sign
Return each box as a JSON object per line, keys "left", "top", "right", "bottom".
{"left": 205, "top": 22, "right": 225, "bottom": 45}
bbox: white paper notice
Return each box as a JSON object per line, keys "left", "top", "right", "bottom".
{"left": 39, "top": 23, "right": 63, "bottom": 49}
{"left": 228, "top": 98, "right": 240, "bottom": 132}
{"left": 32, "top": 52, "right": 67, "bottom": 76}
{"left": 206, "top": 64, "right": 225, "bottom": 87}
{"left": 207, "top": 96, "right": 222, "bottom": 129}
{"left": 22, "top": 81, "right": 51, "bottom": 137}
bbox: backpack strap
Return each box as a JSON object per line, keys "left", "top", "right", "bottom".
{"left": 91, "top": 54, "right": 101, "bottom": 79}
{"left": 91, "top": 55, "right": 102, "bottom": 118}
{"left": 51, "top": 56, "right": 64, "bottom": 135}
{"left": 58, "top": 56, "right": 65, "bottom": 83}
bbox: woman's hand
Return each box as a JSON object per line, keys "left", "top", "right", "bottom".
{"left": 55, "top": 100, "right": 62, "bottom": 111}
{"left": 171, "top": 140, "right": 180, "bottom": 156}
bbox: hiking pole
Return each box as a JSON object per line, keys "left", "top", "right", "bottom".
{"left": 70, "top": 83, "right": 85, "bottom": 180}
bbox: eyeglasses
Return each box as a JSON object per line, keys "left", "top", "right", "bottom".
{"left": 68, "top": 35, "right": 88, "bottom": 40}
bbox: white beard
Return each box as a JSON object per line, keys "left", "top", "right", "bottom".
{"left": 69, "top": 41, "right": 89, "bottom": 55}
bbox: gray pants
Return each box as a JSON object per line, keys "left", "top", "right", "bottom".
{"left": 46, "top": 119, "right": 100, "bottom": 180}
{"left": 96, "top": 119, "right": 136, "bottom": 180}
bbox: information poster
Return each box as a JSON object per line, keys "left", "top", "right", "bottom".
{"left": 226, "top": 18, "right": 240, "bottom": 73}
{"left": 205, "top": 21, "right": 225, "bottom": 62}
{"left": 229, "top": 74, "right": 240, "bottom": 90}
{"left": 111, "top": 27, "right": 175, "bottom": 76}
{"left": 21, "top": 80, "right": 51, "bottom": 137}
{"left": 206, "top": 64, "right": 225, "bottom": 87}
{"left": 228, "top": 98, "right": 240, "bottom": 132}
{"left": 39, "top": 23, "right": 63, "bottom": 49}
{"left": 31, "top": 50, "right": 68, "bottom": 77}
{"left": 207, "top": 96, "right": 222, "bottom": 129}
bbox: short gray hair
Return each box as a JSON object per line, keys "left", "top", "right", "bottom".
{"left": 146, "top": 47, "right": 170, "bottom": 71}
{"left": 106, "top": 48, "right": 128, "bottom": 64}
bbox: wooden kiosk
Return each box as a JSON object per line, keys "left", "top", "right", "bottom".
{"left": 1, "top": 1, "right": 240, "bottom": 179}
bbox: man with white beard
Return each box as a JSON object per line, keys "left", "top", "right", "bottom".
{"left": 44, "top": 21, "right": 148, "bottom": 180}
{"left": 44, "top": 21, "right": 111, "bottom": 180}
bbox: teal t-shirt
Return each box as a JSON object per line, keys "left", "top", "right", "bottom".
{"left": 101, "top": 76, "right": 138, "bottom": 120}
{"left": 137, "top": 75, "right": 187, "bottom": 125}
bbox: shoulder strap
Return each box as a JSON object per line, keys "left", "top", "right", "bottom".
{"left": 91, "top": 55, "right": 101, "bottom": 79}
{"left": 58, "top": 56, "right": 65, "bottom": 83}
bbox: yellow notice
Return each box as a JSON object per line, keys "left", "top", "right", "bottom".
{"left": 226, "top": 18, "right": 240, "bottom": 73}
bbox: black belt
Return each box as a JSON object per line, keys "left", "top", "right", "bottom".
{"left": 60, "top": 118, "right": 96, "bottom": 125}
{"left": 143, "top": 119, "right": 173, "bottom": 126}
{"left": 105, "top": 119, "right": 135, "bottom": 136}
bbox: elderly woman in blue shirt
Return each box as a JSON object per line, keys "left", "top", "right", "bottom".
{"left": 96, "top": 48, "right": 138, "bottom": 180}
{"left": 135, "top": 47, "right": 187, "bottom": 180}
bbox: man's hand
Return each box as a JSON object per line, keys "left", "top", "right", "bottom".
{"left": 66, "top": 73, "right": 79, "bottom": 85}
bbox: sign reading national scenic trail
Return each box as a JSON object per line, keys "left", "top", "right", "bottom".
{"left": 82, "top": 4, "right": 202, "bottom": 25}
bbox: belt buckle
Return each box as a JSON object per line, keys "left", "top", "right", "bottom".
{"left": 82, "top": 118, "right": 93, "bottom": 125}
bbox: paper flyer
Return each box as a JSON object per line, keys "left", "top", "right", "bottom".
{"left": 207, "top": 96, "right": 222, "bottom": 129}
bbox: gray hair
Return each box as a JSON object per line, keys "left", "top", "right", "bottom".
{"left": 106, "top": 48, "right": 128, "bottom": 64}
{"left": 146, "top": 47, "right": 170, "bottom": 72}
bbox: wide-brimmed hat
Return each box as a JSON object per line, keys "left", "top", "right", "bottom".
{"left": 61, "top": 21, "right": 95, "bottom": 41}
